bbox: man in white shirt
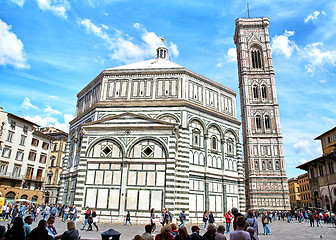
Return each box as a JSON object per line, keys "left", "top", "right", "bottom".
{"left": 46, "top": 216, "right": 61, "bottom": 239}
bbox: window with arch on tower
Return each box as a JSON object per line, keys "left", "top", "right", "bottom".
{"left": 251, "top": 48, "right": 262, "bottom": 69}
{"left": 192, "top": 129, "right": 201, "bottom": 148}
{"left": 264, "top": 115, "right": 271, "bottom": 130}
{"left": 252, "top": 85, "right": 259, "bottom": 99}
{"left": 261, "top": 85, "right": 267, "bottom": 99}
{"left": 211, "top": 136, "right": 217, "bottom": 150}
{"left": 227, "top": 139, "right": 234, "bottom": 154}
{"left": 255, "top": 116, "right": 262, "bottom": 130}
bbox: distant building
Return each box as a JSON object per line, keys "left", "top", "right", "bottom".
{"left": 297, "top": 127, "right": 336, "bottom": 212}
{"left": 297, "top": 173, "right": 311, "bottom": 208}
{"left": 39, "top": 127, "right": 68, "bottom": 204}
{"left": 234, "top": 17, "right": 290, "bottom": 210}
{"left": 0, "top": 107, "right": 54, "bottom": 204}
{"left": 288, "top": 177, "right": 300, "bottom": 209}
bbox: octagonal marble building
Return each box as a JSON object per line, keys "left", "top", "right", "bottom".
{"left": 59, "top": 41, "right": 245, "bottom": 223}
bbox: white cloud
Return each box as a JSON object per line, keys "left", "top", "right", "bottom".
{"left": 293, "top": 139, "right": 313, "bottom": 156}
{"left": 101, "top": 24, "right": 108, "bottom": 30}
{"left": 36, "top": 0, "right": 71, "bottom": 18}
{"left": 10, "top": 0, "right": 24, "bottom": 7}
{"left": 22, "top": 98, "right": 40, "bottom": 110}
{"left": 299, "top": 159, "right": 308, "bottom": 164}
{"left": 0, "top": 19, "right": 28, "bottom": 68}
{"left": 304, "top": 11, "right": 326, "bottom": 23}
{"left": 44, "top": 105, "right": 61, "bottom": 115}
{"left": 301, "top": 42, "right": 336, "bottom": 73}
{"left": 271, "top": 30, "right": 297, "bottom": 58}
{"left": 227, "top": 48, "right": 237, "bottom": 62}
{"left": 23, "top": 113, "right": 73, "bottom": 133}
{"left": 78, "top": 19, "right": 179, "bottom": 64}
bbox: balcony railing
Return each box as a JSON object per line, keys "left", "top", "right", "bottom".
{"left": 0, "top": 171, "right": 24, "bottom": 180}
{"left": 24, "top": 175, "right": 44, "bottom": 182}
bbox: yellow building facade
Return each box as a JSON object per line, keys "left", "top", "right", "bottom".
{"left": 288, "top": 177, "right": 300, "bottom": 209}
{"left": 298, "top": 173, "right": 311, "bottom": 208}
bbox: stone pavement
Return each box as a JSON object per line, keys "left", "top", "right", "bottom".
{"left": 0, "top": 217, "right": 335, "bottom": 240}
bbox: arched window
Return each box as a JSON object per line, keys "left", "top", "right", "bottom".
{"left": 211, "top": 136, "right": 217, "bottom": 150}
{"left": 227, "top": 139, "right": 234, "bottom": 154}
{"left": 255, "top": 160, "right": 259, "bottom": 169}
{"left": 261, "top": 85, "right": 267, "bottom": 99}
{"left": 262, "top": 161, "right": 266, "bottom": 170}
{"left": 275, "top": 161, "right": 280, "bottom": 170}
{"left": 265, "top": 115, "right": 271, "bottom": 130}
{"left": 192, "top": 129, "right": 200, "bottom": 147}
{"left": 268, "top": 160, "right": 273, "bottom": 170}
{"left": 251, "top": 49, "right": 262, "bottom": 69}
{"left": 256, "top": 116, "right": 262, "bottom": 130}
{"left": 253, "top": 85, "right": 259, "bottom": 99}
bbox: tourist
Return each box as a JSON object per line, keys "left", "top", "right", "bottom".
{"left": 309, "top": 211, "right": 315, "bottom": 227}
{"left": 166, "top": 209, "right": 173, "bottom": 225}
{"left": 70, "top": 206, "right": 77, "bottom": 225}
{"left": 134, "top": 235, "right": 145, "bottom": 240}
{"left": 189, "top": 225, "right": 202, "bottom": 240}
{"left": 246, "top": 227, "right": 259, "bottom": 240}
{"left": 224, "top": 210, "right": 233, "bottom": 233}
{"left": 208, "top": 211, "right": 215, "bottom": 225}
{"left": 81, "top": 207, "right": 91, "bottom": 230}
{"left": 261, "top": 212, "right": 271, "bottom": 235}
{"left": 155, "top": 225, "right": 173, "bottom": 240}
{"left": 175, "top": 226, "right": 189, "bottom": 240}
{"left": 230, "top": 216, "right": 250, "bottom": 240}
{"left": 61, "top": 221, "right": 80, "bottom": 240}
{"left": 214, "top": 225, "right": 226, "bottom": 240}
{"left": 231, "top": 208, "right": 243, "bottom": 231}
{"left": 150, "top": 208, "right": 156, "bottom": 233}
{"left": 46, "top": 216, "right": 61, "bottom": 239}
{"left": 50, "top": 205, "right": 57, "bottom": 218}
{"left": 19, "top": 204, "right": 26, "bottom": 221}
{"left": 24, "top": 215, "right": 33, "bottom": 240}
{"left": 11, "top": 205, "right": 19, "bottom": 223}
{"left": 91, "top": 208, "right": 99, "bottom": 231}
{"left": 161, "top": 208, "right": 167, "bottom": 226}
{"left": 179, "top": 210, "right": 186, "bottom": 227}
{"left": 170, "top": 223, "right": 179, "bottom": 239}
{"left": 142, "top": 225, "right": 154, "bottom": 240}
{"left": 5, "top": 216, "right": 25, "bottom": 240}
{"left": 63, "top": 206, "right": 70, "bottom": 222}
{"left": 202, "top": 224, "right": 216, "bottom": 240}
{"left": 43, "top": 205, "right": 50, "bottom": 221}
{"left": 203, "top": 210, "right": 208, "bottom": 230}
{"left": 246, "top": 209, "right": 258, "bottom": 235}
{"left": 125, "top": 211, "right": 132, "bottom": 225}
{"left": 29, "top": 220, "right": 49, "bottom": 240}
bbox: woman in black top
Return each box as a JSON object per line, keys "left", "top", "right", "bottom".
{"left": 5, "top": 216, "right": 25, "bottom": 240}
{"left": 27, "top": 220, "right": 49, "bottom": 240}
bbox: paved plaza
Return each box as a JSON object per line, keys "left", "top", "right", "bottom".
{"left": 0, "top": 217, "right": 335, "bottom": 240}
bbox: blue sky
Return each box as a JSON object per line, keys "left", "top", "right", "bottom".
{"left": 1, "top": 0, "right": 335, "bottom": 178}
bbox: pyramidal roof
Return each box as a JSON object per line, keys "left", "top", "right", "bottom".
{"left": 107, "top": 58, "right": 184, "bottom": 70}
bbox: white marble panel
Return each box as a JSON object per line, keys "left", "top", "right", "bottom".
{"left": 213, "top": 183, "right": 218, "bottom": 192}
{"left": 95, "top": 171, "right": 103, "bottom": 184}
{"left": 189, "top": 179, "right": 193, "bottom": 190}
{"left": 209, "top": 196, "right": 216, "bottom": 212}
{"left": 108, "top": 189, "right": 120, "bottom": 209}
{"left": 97, "top": 189, "right": 108, "bottom": 208}
{"left": 113, "top": 171, "right": 121, "bottom": 185}
{"left": 227, "top": 197, "right": 233, "bottom": 210}
{"left": 156, "top": 172, "right": 165, "bottom": 186}
{"left": 147, "top": 172, "right": 155, "bottom": 186}
{"left": 100, "top": 164, "right": 110, "bottom": 169}
{"left": 200, "top": 181, "right": 204, "bottom": 191}
{"left": 233, "top": 197, "right": 238, "bottom": 208}
{"left": 130, "top": 164, "right": 142, "bottom": 170}
{"left": 86, "top": 170, "right": 95, "bottom": 184}
{"left": 143, "top": 164, "right": 155, "bottom": 170}
{"left": 85, "top": 189, "right": 97, "bottom": 208}
{"left": 151, "top": 191, "right": 162, "bottom": 210}
{"left": 111, "top": 164, "right": 120, "bottom": 170}
{"left": 138, "top": 172, "right": 146, "bottom": 185}
{"left": 104, "top": 171, "right": 112, "bottom": 185}
{"left": 138, "top": 190, "right": 150, "bottom": 210}
{"left": 209, "top": 182, "right": 213, "bottom": 192}
{"left": 88, "top": 163, "right": 99, "bottom": 169}
{"left": 128, "top": 171, "right": 136, "bottom": 185}
{"left": 216, "top": 195, "right": 222, "bottom": 212}
{"left": 126, "top": 189, "right": 138, "bottom": 210}
{"left": 189, "top": 194, "right": 196, "bottom": 211}
{"left": 197, "top": 194, "right": 204, "bottom": 212}
{"left": 156, "top": 165, "right": 165, "bottom": 170}
{"left": 194, "top": 181, "right": 199, "bottom": 191}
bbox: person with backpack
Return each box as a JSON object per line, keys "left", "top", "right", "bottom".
{"left": 80, "top": 207, "right": 91, "bottom": 230}
{"left": 261, "top": 212, "right": 271, "bottom": 235}
{"left": 246, "top": 209, "right": 258, "bottom": 235}
{"left": 209, "top": 211, "right": 215, "bottom": 224}
{"left": 179, "top": 210, "right": 186, "bottom": 227}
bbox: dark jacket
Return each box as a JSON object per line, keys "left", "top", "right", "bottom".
{"left": 209, "top": 213, "right": 215, "bottom": 224}
{"left": 24, "top": 227, "right": 49, "bottom": 240}
{"left": 233, "top": 212, "right": 243, "bottom": 231}
{"left": 61, "top": 229, "right": 80, "bottom": 240}
{"left": 190, "top": 232, "right": 202, "bottom": 240}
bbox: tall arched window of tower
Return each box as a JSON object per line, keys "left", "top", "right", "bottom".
{"left": 255, "top": 115, "right": 262, "bottom": 130}
{"left": 252, "top": 85, "right": 259, "bottom": 99}
{"left": 211, "top": 136, "right": 217, "bottom": 150}
{"left": 264, "top": 115, "right": 271, "bottom": 130}
{"left": 250, "top": 47, "right": 263, "bottom": 69}
{"left": 261, "top": 85, "right": 267, "bottom": 99}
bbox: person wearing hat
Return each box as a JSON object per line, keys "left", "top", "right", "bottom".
{"left": 190, "top": 226, "right": 202, "bottom": 240}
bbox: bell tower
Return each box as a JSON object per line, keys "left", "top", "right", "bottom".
{"left": 234, "top": 17, "right": 290, "bottom": 210}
